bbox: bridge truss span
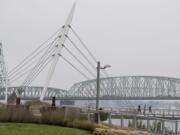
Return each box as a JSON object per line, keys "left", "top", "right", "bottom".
{"left": 1, "top": 76, "right": 180, "bottom": 100}
{"left": 68, "top": 76, "right": 180, "bottom": 100}
{"left": 0, "top": 87, "right": 68, "bottom": 100}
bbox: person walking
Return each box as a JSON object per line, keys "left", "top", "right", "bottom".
{"left": 138, "top": 104, "right": 141, "bottom": 113}
{"left": 149, "top": 105, "right": 152, "bottom": 113}
{"left": 143, "top": 104, "right": 146, "bottom": 115}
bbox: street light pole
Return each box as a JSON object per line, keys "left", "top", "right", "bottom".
{"left": 96, "top": 61, "right": 100, "bottom": 123}
{"left": 95, "top": 61, "right": 111, "bottom": 123}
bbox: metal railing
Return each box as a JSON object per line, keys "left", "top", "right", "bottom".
{"left": 82, "top": 107, "right": 180, "bottom": 135}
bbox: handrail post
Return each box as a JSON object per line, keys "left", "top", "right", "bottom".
{"left": 175, "top": 121, "right": 178, "bottom": 135}
{"left": 108, "top": 112, "right": 112, "bottom": 125}
{"left": 147, "top": 117, "right": 150, "bottom": 132}
{"left": 133, "top": 116, "right": 137, "bottom": 129}
{"left": 121, "top": 115, "right": 124, "bottom": 128}
{"left": 162, "top": 120, "right": 165, "bottom": 135}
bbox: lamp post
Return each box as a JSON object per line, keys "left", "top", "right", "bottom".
{"left": 96, "top": 61, "right": 111, "bottom": 123}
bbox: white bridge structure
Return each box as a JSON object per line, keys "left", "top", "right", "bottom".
{"left": 0, "top": 2, "right": 180, "bottom": 103}
{"left": 0, "top": 76, "right": 180, "bottom": 100}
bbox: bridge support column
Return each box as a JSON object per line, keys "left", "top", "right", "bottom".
{"left": 108, "top": 113, "right": 112, "bottom": 125}
{"left": 162, "top": 120, "right": 165, "bottom": 135}
{"left": 147, "top": 117, "right": 150, "bottom": 132}
{"left": 121, "top": 115, "right": 124, "bottom": 128}
{"left": 175, "top": 121, "right": 178, "bottom": 135}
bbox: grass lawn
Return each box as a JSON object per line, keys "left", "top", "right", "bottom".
{"left": 0, "top": 123, "right": 92, "bottom": 135}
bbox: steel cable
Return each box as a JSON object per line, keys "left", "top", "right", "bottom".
{"left": 60, "top": 55, "right": 90, "bottom": 80}
{"left": 63, "top": 44, "right": 96, "bottom": 78}
{"left": 22, "top": 47, "right": 56, "bottom": 86}
{"left": 66, "top": 35, "right": 96, "bottom": 71}
{"left": 8, "top": 28, "right": 61, "bottom": 76}
{"left": 69, "top": 26, "right": 109, "bottom": 77}
{"left": 24, "top": 56, "right": 54, "bottom": 87}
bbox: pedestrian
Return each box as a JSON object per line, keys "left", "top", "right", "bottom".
{"left": 143, "top": 104, "right": 146, "bottom": 115}
{"left": 138, "top": 104, "right": 141, "bottom": 113}
{"left": 149, "top": 105, "right": 152, "bottom": 113}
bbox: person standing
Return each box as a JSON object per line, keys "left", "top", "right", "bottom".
{"left": 149, "top": 105, "right": 152, "bottom": 113}
{"left": 143, "top": 104, "right": 146, "bottom": 115}
{"left": 138, "top": 104, "right": 141, "bottom": 113}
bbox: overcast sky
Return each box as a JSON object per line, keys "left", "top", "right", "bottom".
{"left": 0, "top": 0, "right": 180, "bottom": 89}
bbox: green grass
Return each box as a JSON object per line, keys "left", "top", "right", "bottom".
{"left": 0, "top": 123, "right": 92, "bottom": 135}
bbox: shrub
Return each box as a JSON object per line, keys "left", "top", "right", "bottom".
{"left": 0, "top": 108, "right": 11, "bottom": 122}
{"left": 41, "top": 109, "right": 95, "bottom": 132}
{"left": 79, "top": 113, "right": 88, "bottom": 121}
{"left": 11, "top": 108, "right": 34, "bottom": 123}
{"left": 64, "top": 109, "right": 77, "bottom": 122}
{"left": 0, "top": 107, "right": 37, "bottom": 123}
{"left": 99, "top": 112, "right": 109, "bottom": 121}
{"left": 24, "top": 100, "right": 50, "bottom": 109}
{"left": 0, "top": 105, "right": 95, "bottom": 132}
{"left": 93, "top": 127, "right": 149, "bottom": 135}
{"left": 93, "top": 129, "right": 109, "bottom": 135}
{"left": 72, "top": 120, "right": 95, "bottom": 131}
{"left": 42, "top": 107, "right": 80, "bottom": 122}
{"left": 41, "top": 110, "right": 64, "bottom": 125}
{"left": 99, "top": 108, "right": 109, "bottom": 121}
